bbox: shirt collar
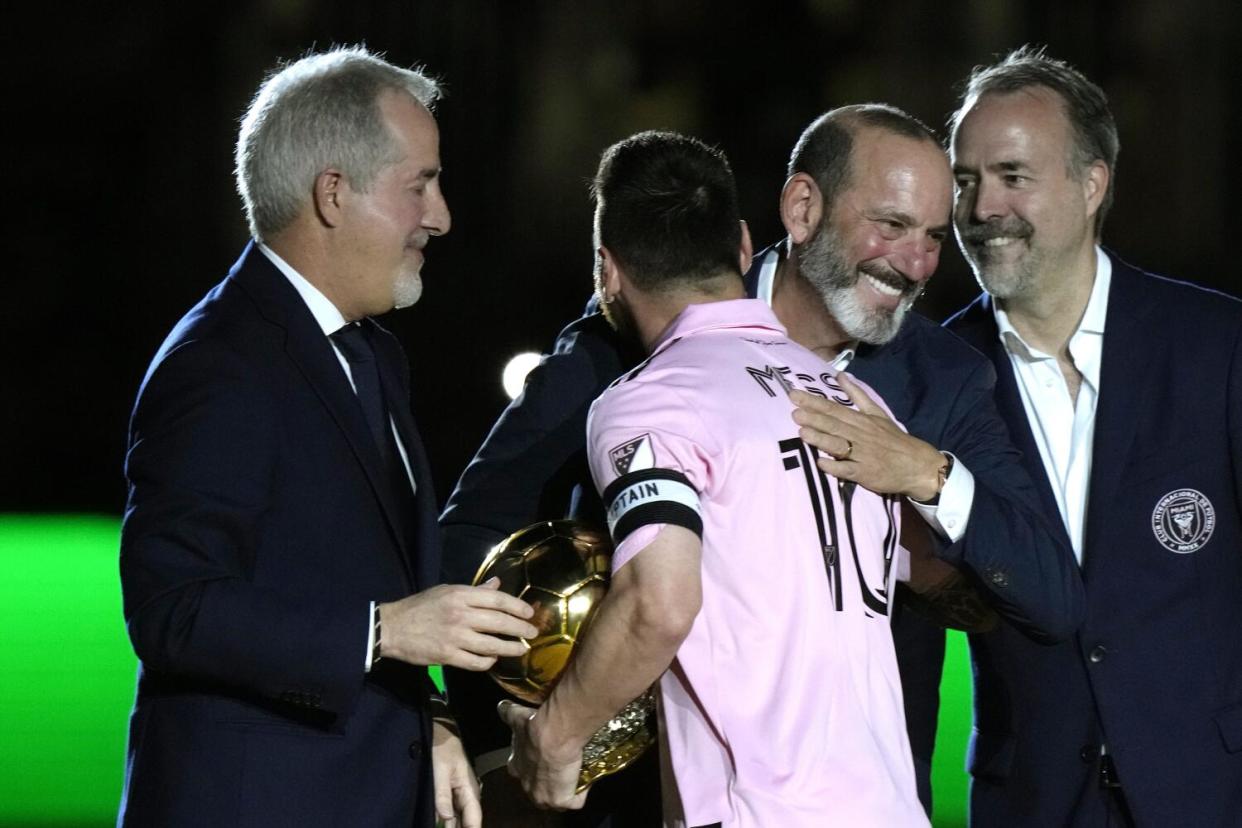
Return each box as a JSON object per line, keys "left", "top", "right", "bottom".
{"left": 257, "top": 242, "right": 349, "bottom": 337}
{"left": 994, "top": 304, "right": 1032, "bottom": 358}
{"left": 994, "top": 245, "right": 1112, "bottom": 360}
{"left": 756, "top": 246, "right": 780, "bottom": 307}
{"left": 756, "top": 244, "right": 858, "bottom": 370}
{"left": 1078, "top": 246, "right": 1111, "bottom": 335}
{"left": 652, "top": 297, "right": 785, "bottom": 353}
{"left": 1068, "top": 247, "right": 1111, "bottom": 390}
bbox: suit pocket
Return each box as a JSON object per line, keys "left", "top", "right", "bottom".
{"left": 1214, "top": 702, "right": 1242, "bottom": 753}
{"left": 968, "top": 728, "right": 1016, "bottom": 781}
{"left": 214, "top": 697, "right": 342, "bottom": 739}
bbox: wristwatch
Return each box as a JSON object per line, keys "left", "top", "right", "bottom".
{"left": 912, "top": 451, "right": 954, "bottom": 506}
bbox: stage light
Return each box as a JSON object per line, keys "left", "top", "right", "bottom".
{"left": 503, "top": 352, "right": 542, "bottom": 400}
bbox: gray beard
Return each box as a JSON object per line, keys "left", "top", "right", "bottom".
{"left": 798, "top": 227, "right": 913, "bottom": 346}
{"left": 393, "top": 270, "right": 423, "bottom": 309}
{"left": 954, "top": 218, "right": 1040, "bottom": 301}
{"left": 969, "top": 248, "right": 1040, "bottom": 300}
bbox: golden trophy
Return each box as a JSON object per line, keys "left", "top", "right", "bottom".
{"left": 472, "top": 520, "right": 655, "bottom": 791}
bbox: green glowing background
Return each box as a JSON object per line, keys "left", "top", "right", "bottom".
{"left": 0, "top": 516, "right": 972, "bottom": 826}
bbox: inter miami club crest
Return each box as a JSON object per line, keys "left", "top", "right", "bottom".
{"left": 610, "top": 434, "right": 654, "bottom": 476}
{"left": 1151, "top": 488, "right": 1216, "bottom": 554}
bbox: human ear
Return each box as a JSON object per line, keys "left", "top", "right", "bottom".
{"left": 1082, "top": 160, "right": 1110, "bottom": 225}
{"left": 313, "top": 169, "right": 346, "bottom": 227}
{"left": 779, "top": 173, "right": 824, "bottom": 245}
{"left": 598, "top": 246, "right": 623, "bottom": 302}
{"left": 738, "top": 219, "right": 754, "bottom": 274}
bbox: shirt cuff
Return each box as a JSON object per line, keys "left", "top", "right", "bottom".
{"left": 364, "top": 600, "right": 377, "bottom": 672}
{"left": 908, "top": 452, "right": 974, "bottom": 542}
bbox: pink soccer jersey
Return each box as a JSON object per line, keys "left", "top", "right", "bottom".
{"left": 587, "top": 299, "right": 928, "bottom": 828}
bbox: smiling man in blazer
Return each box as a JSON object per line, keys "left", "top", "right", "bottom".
{"left": 943, "top": 46, "right": 1242, "bottom": 827}
{"left": 117, "top": 46, "right": 538, "bottom": 828}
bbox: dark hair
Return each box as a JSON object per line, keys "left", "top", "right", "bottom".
{"left": 592, "top": 131, "right": 741, "bottom": 292}
{"left": 787, "top": 104, "right": 939, "bottom": 211}
{"left": 951, "top": 45, "right": 1119, "bottom": 235}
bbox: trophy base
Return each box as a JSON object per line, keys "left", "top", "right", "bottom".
{"left": 577, "top": 689, "right": 657, "bottom": 793}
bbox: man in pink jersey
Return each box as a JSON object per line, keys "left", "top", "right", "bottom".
{"left": 499, "top": 131, "right": 929, "bottom": 827}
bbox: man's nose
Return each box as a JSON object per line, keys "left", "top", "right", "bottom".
{"left": 425, "top": 187, "right": 451, "bottom": 237}
{"left": 892, "top": 237, "right": 940, "bottom": 284}
{"left": 969, "top": 178, "right": 1009, "bottom": 224}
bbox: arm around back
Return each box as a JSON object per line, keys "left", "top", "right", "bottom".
{"left": 440, "top": 310, "right": 636, "bottom": 582}
{"left": 439, "top": 310, "right": 636, "bottom": 762}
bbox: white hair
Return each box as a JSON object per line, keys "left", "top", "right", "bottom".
{"left": 235, "top": 45, "right": 441, "bottom": 240}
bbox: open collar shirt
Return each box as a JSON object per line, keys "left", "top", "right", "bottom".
{"left": 993, "top": 246, "right": 1111, "bottom": 564}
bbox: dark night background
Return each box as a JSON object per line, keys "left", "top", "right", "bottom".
{"left": 7, "top": 0, "right": 1240, "bottom": 517}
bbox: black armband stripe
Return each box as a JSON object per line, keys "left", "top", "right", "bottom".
{"left": 603, "top": 468, "right": 702, "bottom": 544}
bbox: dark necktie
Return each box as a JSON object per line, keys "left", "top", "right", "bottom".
{"left": 331, "top": 321, "right": 415, "bottom": 510}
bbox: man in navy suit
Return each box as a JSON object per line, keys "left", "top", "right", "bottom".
{"left": 118, "top": 47, "right": 538, "bottom": 827}
{"left": 441, "top": 106, "right": 1082, "bottom": 825}
{"left": 942, "top": 46, "right": 1242, "bottom": 826}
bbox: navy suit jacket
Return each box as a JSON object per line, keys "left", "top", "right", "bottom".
{"left": 118, "top": 243, "right": 441, "bottom": 827}
{"left": 439, "top": 244, "right": 1082, "bottom": 817}
{"left": 947, "top": 251, "right": 1242, "bottom": 827}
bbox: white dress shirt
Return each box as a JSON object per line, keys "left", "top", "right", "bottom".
{"left": 993, "top": 247, "right": 1111, "bottom": 564}
{"left": 756, "top": 249, "right": 974, "bottom": 542}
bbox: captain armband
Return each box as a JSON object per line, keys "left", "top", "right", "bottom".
{"left": 602, "top": 468, "right": 703, "bottom": 544}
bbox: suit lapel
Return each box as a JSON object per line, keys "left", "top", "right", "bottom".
{"left": 1082, "top": 256, "right": 1152, "bottom": 578}
{"left": 230, "top": 244, "right": 415, "bottom": 588}
{"left": 992, "top": 340, "right": 1064, "bottom": 527}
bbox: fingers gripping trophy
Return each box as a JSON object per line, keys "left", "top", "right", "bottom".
{"left": 473, "top": 520, "right": 656, "bottom": 792}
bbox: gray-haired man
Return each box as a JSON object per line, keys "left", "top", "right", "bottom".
{"left": 118, "top": 46, "right": 537, "bottom": 827}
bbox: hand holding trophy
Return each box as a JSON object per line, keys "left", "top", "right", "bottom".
{"left": 473, "top": 520, "right": 655, "bottom": 792}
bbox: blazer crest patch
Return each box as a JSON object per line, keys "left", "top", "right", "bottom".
{"left": 1151, "top": 488, "right": 1215, "bottom": 553}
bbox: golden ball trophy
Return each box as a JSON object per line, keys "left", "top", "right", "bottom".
{"left": 472, "top": 520, "right": 655, "bottom": 792}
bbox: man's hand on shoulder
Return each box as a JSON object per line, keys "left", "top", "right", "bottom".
{"left": 379, "top": 578, "right": 538, "bottom": 671}
{"left": 790, "top": 376, "right": 945, "bottom": 501}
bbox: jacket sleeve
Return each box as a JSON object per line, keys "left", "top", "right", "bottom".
{"left": 438, "top": 309, "right": 636, "bottom": 760}
{"left": 935, "top": 358, "right": 1086, "bottom": 643}
{"left": 120, "top": 340, "right": 369, "bottom": 718}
